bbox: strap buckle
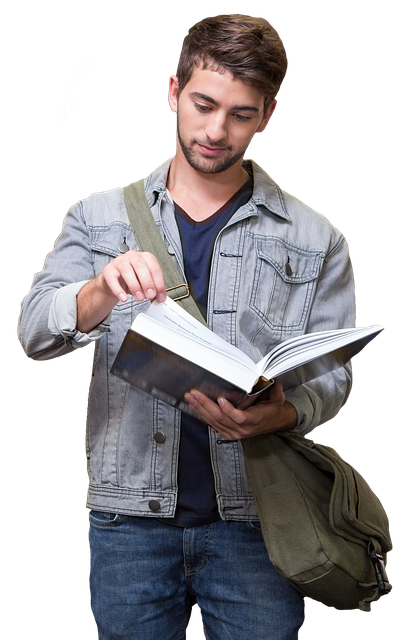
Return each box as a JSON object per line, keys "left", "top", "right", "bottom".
{"left": 369, "top": 550, "right": 391, "bottom": 596}
{"left": 166, "top": 283, "right": 190, "bottom": 301}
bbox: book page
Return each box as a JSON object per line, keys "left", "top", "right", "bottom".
{"left": 261, "top": 325, "right": 382, "bottom": 381}
{"left": 256, "top": 327, "right": 359, "bottom": 373}
{"left": 132, "top": 313, "right": 258, "bottom": 392}
{"left": 144, "top": 297, "right": 255, "bottom": 369}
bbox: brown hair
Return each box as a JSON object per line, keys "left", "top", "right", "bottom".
{"left": 176, "top": 14, "right": 288, "bottom": 111}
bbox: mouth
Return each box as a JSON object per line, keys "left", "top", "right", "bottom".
{"left": 197, "top": 143, "right": 228, "bottom": 157}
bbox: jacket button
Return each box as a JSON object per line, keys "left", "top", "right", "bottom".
{"left": 148, "top": 500, "right": 161, "bottom": 512}
{"left": 154, "top": 430, "right": 166, "bottom": 443}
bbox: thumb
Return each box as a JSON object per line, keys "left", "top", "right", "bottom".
{"left": 268, "top": 381, "right": 285, "bottom": 404}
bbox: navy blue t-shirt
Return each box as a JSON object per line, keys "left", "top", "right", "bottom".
{"left": 163, "top": 174, "right": 253, "bottom": 527}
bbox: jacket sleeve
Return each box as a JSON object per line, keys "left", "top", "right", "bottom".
{"left": 285, "top": 234, "right": 355, "bottom": 436}
{"left": 18, "top": 201, "right": 110, "bottom": 361}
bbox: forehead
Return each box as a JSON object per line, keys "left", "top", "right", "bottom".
{"left": 183, "top": 65, "right": 265, "bottom": 110}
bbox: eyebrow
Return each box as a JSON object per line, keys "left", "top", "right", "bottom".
{"left": 189, "top": 91, "right": 260, "bottom": 113}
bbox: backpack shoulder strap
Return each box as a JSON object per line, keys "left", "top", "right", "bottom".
{"left": 123, "top": 179, "right": 207, "bottom": 325}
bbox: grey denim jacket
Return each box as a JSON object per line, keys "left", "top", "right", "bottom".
{"left": 19, "top": 159, "right": 355, "bottom": 520}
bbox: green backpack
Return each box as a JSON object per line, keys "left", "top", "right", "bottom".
{"left": 123, "top": 178, "right": 393, "bottom": 612}
{"left": 243, "top": 433, "right": 392, "bottom": 611}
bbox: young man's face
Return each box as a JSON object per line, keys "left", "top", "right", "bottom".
{"left": 169, "top": 66, "right": 275, "bottom": 175}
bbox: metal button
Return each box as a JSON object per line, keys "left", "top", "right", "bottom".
{"left": 154, "top": 430, "right": 166, "bottom": 443}
{"left": 148, "top": 500, "right": 161, "bottom": 512}
{"left": 285, "top": 261, "right": 293, "bottom": 276}
{"left": 118, "top": 242, "right": 129, "bottom": 254}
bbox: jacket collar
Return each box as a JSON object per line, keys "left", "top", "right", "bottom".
{"left": 145, "top": 158, "right": 291, "bottom": 222}
{"left": 247, "top": 160, "right": 291, "bottom": 222}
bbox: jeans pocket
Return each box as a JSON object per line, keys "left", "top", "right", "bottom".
{"left": 89, "top": 510, "right": 121, "bottom": 528}
{"left": 244, "top": 520, "right": 263, "bottom": 536}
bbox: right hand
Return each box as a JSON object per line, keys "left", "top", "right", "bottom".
{"left": 99, "top": 250, "right": 167, "bottom": 303}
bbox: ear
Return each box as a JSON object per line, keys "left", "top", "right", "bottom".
{"left": 168, "top": 75, "right": 180, "bottom": 113}
{"left": 256, "top": 99, "right": 277, "bottom": 133}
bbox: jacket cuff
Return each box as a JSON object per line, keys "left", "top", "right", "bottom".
{"left": 284, "top": 386, "right": 321, "bottom": 437}
{"left": 48, "top": 281, "right": 111, "bottom": 347}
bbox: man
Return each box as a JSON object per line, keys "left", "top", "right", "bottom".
{"left": 19, "top": 14, "right": 355, "bottom": 640}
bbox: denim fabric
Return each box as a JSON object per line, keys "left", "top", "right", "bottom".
{"left": 19, "top": 159, "right": 355, "bottom": 519}
{"left": 89, "top": 511, "right": 304, "bottom": 639}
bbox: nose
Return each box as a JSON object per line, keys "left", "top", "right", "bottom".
{"left": 204, "top": 112, "right": 228, "bottom": 144}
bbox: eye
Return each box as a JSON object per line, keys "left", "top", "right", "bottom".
{"left": 195, "top": 103, "right": 211, "bottom": 113}
{"left": 234, "top": 113, "right": 252, "bottom": 122}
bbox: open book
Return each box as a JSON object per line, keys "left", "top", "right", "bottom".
{"left": 111, "top": 297, "right": 382, "bottom": 417}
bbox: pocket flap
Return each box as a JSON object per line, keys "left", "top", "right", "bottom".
{"left": 91, "top": 223, "right": 133, "bottom": 257}
{"left": 256, "top": 237, "right": 324, "bottom": 284}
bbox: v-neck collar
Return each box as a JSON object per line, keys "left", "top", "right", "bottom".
{"left": 173, "top": 173, "right": 253, "bottom": 226}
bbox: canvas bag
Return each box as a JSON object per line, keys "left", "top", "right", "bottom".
{"left": 243, "top": 433, "right": 392, "bottom": 611}
{"left": 122, "top": 179, "right": 392, "bottom": 611}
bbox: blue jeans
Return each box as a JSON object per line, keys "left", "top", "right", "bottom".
{"left": 89, "top": 512, "right": 304, "bottom": 639}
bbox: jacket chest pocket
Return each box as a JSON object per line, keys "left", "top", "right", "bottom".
{"left": 90, "top": 223, "right": 136, "bottom": 273}
{"left": 250, "top": 237, "right": 324, "bottom": 333}
{"left": 90, "top": 225, "right": 147, "bottom": 333}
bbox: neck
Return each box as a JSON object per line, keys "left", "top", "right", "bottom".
{"left": 166, "top": 147, "right": 249, "bottom": 216}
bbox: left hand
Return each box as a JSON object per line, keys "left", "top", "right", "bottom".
{"left": 184, "top": 382, "right": 297, "bottom": 440}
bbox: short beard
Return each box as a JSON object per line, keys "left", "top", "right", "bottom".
{"left": 177, "top": 117, "right": 246, "bottom": 175}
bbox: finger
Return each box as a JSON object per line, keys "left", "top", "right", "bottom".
{"left": 115, "top": 260, "right": 147, "bottom": 301}
{"left": 268, "top": 381, "right": 285, "bottom": 404}
{"left": 121, "top": 253, "right": 159, "bottom": 300}
{"left": 217, "top": 397, "right": 246, "bottom": 424}
{"left": 103, "top": 251, "right": 165, "bottom": 302}
{"left": 185, "top": 391, "right": 240, "bottom": 437}
{"left": 140, "top": 252, "right": 167, "bottom": 301}
{"left": 186, "top": 390, "right": 229, "bottom": 418}
{"left": 127, "top": 251, "right": 168, "bottom": 301}
{"left": 101, "top": 263, "right": 140, "bottom": 302}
